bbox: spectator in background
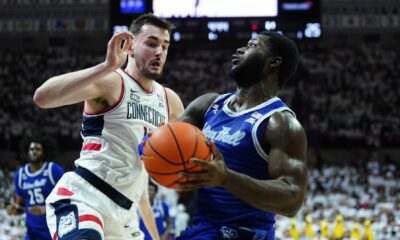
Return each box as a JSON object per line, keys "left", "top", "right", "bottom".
{"left": 174, "top": 204, "right": 189, "bottom": 238}
{"left": 140, "top": 181, "right": 173, "bottom": 240}
{"left": 8, "top": 138, "right": 64, "bottom": 240}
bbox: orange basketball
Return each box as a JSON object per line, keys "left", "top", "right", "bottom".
{"left": 141, "top": 122, "right": 212, "bottom": 189}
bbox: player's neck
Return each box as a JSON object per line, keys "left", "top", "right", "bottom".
{"left": 233, "top": 80, "right": 278, "bottom": 110}
{"left": 29, "top": 161, "right": 45, "bottom": 173}
{"left": 125, "top": 63, "right": 154, "bottom": 92}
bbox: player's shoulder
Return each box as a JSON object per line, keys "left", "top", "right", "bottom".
{"left": 94, "top": 70, "right": 123, "bottom": 89}
{"left": 191, "top": 93, "right": 220, "bottom": 107}
{"left": 14, "top": 165, "right": 24, "bottom": 176}
{"left": 186, "top": 93, "right": 220, "bottom": 116}
{"left": 268, "top": 111, "right": 303, "bottom": 131}
{"left": 266, "top": 111, "right": 306, "bottom": 145}
{"left": 48, "top": 162, "right": 64, "bottom": 171}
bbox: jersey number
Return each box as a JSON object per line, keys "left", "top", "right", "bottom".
{"left": 27, "top": 188, "right": 44, "bottom": 204}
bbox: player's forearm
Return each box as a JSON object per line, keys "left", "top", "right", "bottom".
{"left": 33, "top": 62, "right": 112, "bottom": 108}
{"left": 140, "top": 207, "right": 160, "bottom": 240}
{"left": 221, "top": 169, "right": 306, "bottom": 217}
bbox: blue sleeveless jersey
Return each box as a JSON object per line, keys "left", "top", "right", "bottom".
{"left": 195, "top": 93, "right": 295, "bottom": 229}
{"left": 14, "top": 162, "right": 64, "bottom": 232}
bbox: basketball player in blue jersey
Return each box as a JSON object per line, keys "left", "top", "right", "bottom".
{"left": 9, "top": 139, "right": 64, "bottom": 240}
{"left": 139, "top": 181, "right": 172, "bottom": 240}
{"left": 175, "top": 31, "right": 307, "bottom": 240}
{"left": 34, "top": 13, "right": 184, "bottom": 240}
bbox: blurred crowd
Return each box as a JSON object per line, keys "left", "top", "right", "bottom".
{"left": 1, "top": 151, "right": 399, "bottom": 239}
{"left": 1, "top": 42, "right": 399, "bottom": 150}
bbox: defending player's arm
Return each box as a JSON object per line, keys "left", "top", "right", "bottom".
{"left": 138, "top": 192, "right": 160, "bottom": 240}
{"left": 179, "top": 110, "right": 308, "bottom": 217}
{"left": 165, "top": 87, "right": 184, "bottom": 121}
{"left": 33, "top": 31, "right": 133, "bottom": 108}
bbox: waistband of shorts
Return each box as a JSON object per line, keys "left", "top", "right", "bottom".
{"left": 74, "top": 166, "right": 133, "bottom": 210}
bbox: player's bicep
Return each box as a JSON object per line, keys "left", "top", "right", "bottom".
{"left": 63, "top": 73, "right": 118, "bottom": 106}
{"left": 165, "top": 87, "right": 185, "bottom": 121}
{"left": 176, "top": 93, "right": 219, "bottom": 129}
{"left": 266, "top": 112, "right": 307, "bottom": 184}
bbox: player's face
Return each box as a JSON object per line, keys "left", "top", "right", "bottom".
{"left": 28, "top": 142, "right": 45, "bottom": 163}
{"left": 148, "top": 185, "right": 157, "bottom": 199}
{"left": 229, "top": 35, "right": 269, "bottom": 87}
{"left": 133, "top": 24, "right": 170, "bottom": 80}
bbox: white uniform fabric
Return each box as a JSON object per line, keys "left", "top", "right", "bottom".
{"left": 46, "top": 69, "right": 169, "bottom": 239}
{"left": 77, "top": 68, "right": 169, "bottom": 201}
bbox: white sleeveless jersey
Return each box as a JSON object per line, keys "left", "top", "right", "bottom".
{"left": 75, "top": 68, "right": 169, "bottom": 202}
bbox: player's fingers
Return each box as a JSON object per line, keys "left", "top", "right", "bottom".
{"left": 190, "top": 158, "right": 211, "bottom": 168}
{"left": 180, "top": 172, "right": 209, "bottom": 182}
{"left": 110, "top": 31, "right": 133, "bottom": 49}
{"left": 209, "top": 141, "right": 223, "bottom": 160}
{"left": 176, "top": 181, "right": 202, "bottom": 191}
{"left": 122, "top": 36, "right": 132, "bottom": 53}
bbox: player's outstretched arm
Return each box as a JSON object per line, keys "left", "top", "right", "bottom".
{"left": 34, "top": 31, "right": 134, "bottom": 108}
{"left": 179, "top": 111, "right": 308, "bottom": 217}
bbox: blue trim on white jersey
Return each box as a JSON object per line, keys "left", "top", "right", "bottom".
{"left": 81, "top": 115, "right": 105, "bottom": 137}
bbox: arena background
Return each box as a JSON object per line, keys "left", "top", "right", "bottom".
{"left": 0, "top": 0, "right": 399, "bottom": 239}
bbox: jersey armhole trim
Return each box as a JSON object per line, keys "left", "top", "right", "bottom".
{"left": 252, "top": 107, "right": 294, "bottom": 161}
{"left": 18, "top": 168, "right": 23, "bottom": 191}
{"left": 48, "top": 162, "right": 56, "bottom": 186}
{"left": 83, "top": 75, "right": 125, "bottom": 116}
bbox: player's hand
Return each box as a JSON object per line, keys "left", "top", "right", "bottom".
{"left": 28, "top": 206, "right": 46, "bottom": 215}
{"left": 7, "top": 205, "right": 24, "bottom": 215}
{"left": 178, "top": 141, "right": 228, "bottom": 190}
{"left": 7, "top": 205, "right": 17, "bottom": 215}
{"left": 104, "top": 30, "right": 134, "bottom": 70}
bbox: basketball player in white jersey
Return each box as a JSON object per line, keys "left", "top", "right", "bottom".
{"left": 33, "top": 14, "right": 184, "bottom": 240}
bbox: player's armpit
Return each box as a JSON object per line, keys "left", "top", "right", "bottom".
{"left": 176, "top": 93, "right": 220, "bottom": 128}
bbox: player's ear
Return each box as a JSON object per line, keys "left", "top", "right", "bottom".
{"left": 129, "top": 37, "right": 135, "bottom": 56}
{"left": 268, "top": 56, "right": 282, "bottom": 68}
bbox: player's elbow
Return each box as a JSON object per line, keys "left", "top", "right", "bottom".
{"left": 280, "top": 188, "right": 306, "bottom": 217}
{"left": 33, "top": 87, "right": 52, "bottom": 108}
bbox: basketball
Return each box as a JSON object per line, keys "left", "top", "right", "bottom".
{"left": 141, "top": 122, "right": 212, "bottom": 189}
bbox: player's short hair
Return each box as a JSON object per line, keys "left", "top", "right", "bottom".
{"left": 19, "top": 135, "right": 58, "bottom": 162}
{"left": 129, "top": 13, "right": 173, "bottom": 35}
{"left": 259, "top": 31, "right": 299, "bottom": 88}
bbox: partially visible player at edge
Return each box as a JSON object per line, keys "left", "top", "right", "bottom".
{"left": 9, "top": 139, "right": 64, "bottom": 240}
{"left": 34, "top": 13, "right": 184, "bottom": 240}
{"left": 176, "top": 31, "right": 308, "bottom": 240}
